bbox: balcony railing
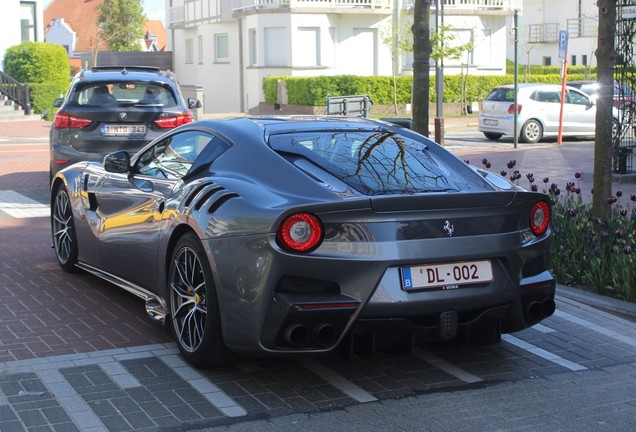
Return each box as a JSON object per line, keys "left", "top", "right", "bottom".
{"left": 528, "top": 23, "right": 560, "bottom": 43}
{"left": 233, "top": 0, "right": 392, "bottom": 12}
{"left": 405, "top": 0, "right": 522, "bottom": 10}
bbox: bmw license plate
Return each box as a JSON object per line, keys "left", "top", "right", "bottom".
{"left": 101, "top": 124, "right": 146, "bottom": 136}
{"left": 400, "top": 260, "right": 493, "bottom": 290}
{"left": 484, "top": 119, "right": 498, "bottom": 126}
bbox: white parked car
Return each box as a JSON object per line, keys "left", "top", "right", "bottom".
{"left": 478, "top": 83, "right": 619, "bottom": 143}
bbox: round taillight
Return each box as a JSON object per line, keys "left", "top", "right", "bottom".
{"left": 530, "top": 201, "right": 550, "bottom": 236}
{"left": 277, "top": 213, "right": 323, "bottom": 252}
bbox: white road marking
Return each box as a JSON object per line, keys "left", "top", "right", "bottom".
{"left": 502, "top": 334, "right": 587, "bottom": 371}
{"left": 0, "top": 190, "right": 49, "bottom": 218}
{"left": 412, "top": 347, "right": 483, "bottom": 383}
{"left": 555, "top": 310, "right": 636, "bottom": 347}
{"left": 298, "top": 359, "right": 378, "bottom": 403}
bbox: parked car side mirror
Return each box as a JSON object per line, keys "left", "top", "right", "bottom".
{"left": 104, "top": 151, "right": 131, "bottom": 174}
{"left": 188, "top": 98, "right": 202, "bottom": 109}
{"left": 53, "top": 98, "right": 64, "bottom": 108}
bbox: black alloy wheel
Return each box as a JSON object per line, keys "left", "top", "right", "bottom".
{"left": 51, "top": 185, "right": 79, "bottom": 272}
{"left": 169, "top": 233, "right": 235, "bottom": 368}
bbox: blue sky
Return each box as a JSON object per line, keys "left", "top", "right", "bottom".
{"left": 42, "top": 0, "right": 166, "bottom": 25}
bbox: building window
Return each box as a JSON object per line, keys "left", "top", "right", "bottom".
{"left": 542, "top": 56, "right": 552, "bottom": 66}
{"left": 264, "top": 27, "right": 287, "bottom": 67}
{"left": 215, "top": 34, "right": 229, "bottom": 62}
{"left": 20, "top": 1, "right": 36, "bottom": 42}
{"left": 185, "top": 39, "right": 193, "bottom": 64}
{"left": 297, "top": 27, "right": 320, "bottom": 67}
{"left": 198, "top": 35, "right": 203, "bottom": 64}
{"left": 571, "top": 55, "right": 577, "bottom": 66}
{"left": 249, "top": 29, "right": 257, "bottom": 66}
{"left": 582, "top": 55, "right": 588, "bottom": 66}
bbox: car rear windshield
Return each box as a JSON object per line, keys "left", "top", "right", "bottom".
{"left": 484, "top": 88, "right": 515, "bottom": 102}
{"left": 68, "top": 82, "right": 178, "bottom": 108}
{"left": 269, "top": 131, "right": 482, "bottom": 195}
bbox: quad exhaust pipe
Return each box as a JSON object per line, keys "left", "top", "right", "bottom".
{"left": 526, "top": 298, "right": 556, "bottom": 325}
{"left": 283, "top": 323, "right": 338, "bottom": 348}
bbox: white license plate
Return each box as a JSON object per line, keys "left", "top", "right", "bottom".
{"left": 101, "top": 124, "right": 146, "bottom": 136}
{"left": 400, "top": 260, "right": 493, "bottom": 290}
{"left": 484, "top": 119, "right": 498, "bottom": 126}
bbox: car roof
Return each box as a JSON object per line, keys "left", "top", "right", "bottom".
{"left": 73, "top": 66, "right": 177, "bottom": 84}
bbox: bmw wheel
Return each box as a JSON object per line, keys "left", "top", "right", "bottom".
{"left": 169, "top": 233, "right": 234, "bottom": 368}
{"left": 520, "top": 119, "right": 543, "bottom": 143}
{"left": 51, "top": 184, "right": 79, "bottom": 273}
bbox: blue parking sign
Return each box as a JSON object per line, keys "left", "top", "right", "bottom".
{"left": 558, "top": 30, "right": 569, "bottom": 59}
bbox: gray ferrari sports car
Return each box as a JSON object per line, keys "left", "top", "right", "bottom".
{"left": 50, "top": 116, "right": 555, "bottom": 368}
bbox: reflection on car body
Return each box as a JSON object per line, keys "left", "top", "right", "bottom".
{"left": 50, "top": 116, "right": 555, "bottom": 368}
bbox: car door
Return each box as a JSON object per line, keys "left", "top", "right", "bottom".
{"left": 91, "top": 130, "right": 215, "bottom": 290}
{"left": 563, "top": 88, "right": 596, "bottom": 135}
{"left": 531, "top": 89, "right": 562, "bottom": 134}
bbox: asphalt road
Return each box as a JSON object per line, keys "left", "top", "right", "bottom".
{"left": 1, "top": 123, "right": 636, "bottom": 432}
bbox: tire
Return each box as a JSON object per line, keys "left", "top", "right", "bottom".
{"left": 169, "top": 233, "right": 235, "bottom": 368}
{"left": 51, "top": 184, "right": 79, "bottom": 273}
{"left": 483, "top": 132, "right": 502, "bottom": 141}
{"left": 520, "top": 119, "right": 543, "bottom": 143}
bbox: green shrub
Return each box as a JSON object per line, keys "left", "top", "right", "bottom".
{"left": 29, "top": 82, "right": 70, "bottom": 120}
{"left": 2, "top": 42, "right": 70, "bottom": 118}
{"left": 4, "top": 41, "right": 69, "bottom": 84}
{"left": 264, "top": 73, "right": 596, "bottom": 107}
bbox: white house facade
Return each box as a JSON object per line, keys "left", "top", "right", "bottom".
{"left": 0, "top": 0, "right": 45, "bottom": 71}
{"left": 168, "top": 0, "right": 523, "bottom": 114}
{"left": 509, "top": 0, "right": 599, "bottom": 67}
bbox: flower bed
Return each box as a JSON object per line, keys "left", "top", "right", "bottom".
{"left": 480, "top": 158, "right": 636, "bottom": 302}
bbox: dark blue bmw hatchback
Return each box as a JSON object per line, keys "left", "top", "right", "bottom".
{"left": 49, "top": 66, "right": 201, "bottom": 179}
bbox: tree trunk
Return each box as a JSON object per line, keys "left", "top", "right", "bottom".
{"left": 411, "top": 0, "right": 431, "bottom": 137}
{"left": 592, "top": 0, "right": 616, "bottom": 220}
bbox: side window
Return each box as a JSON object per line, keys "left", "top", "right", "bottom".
{"left": 566, "top": 90, "right": 590, "bottom": 105}
{"left": 134, "top": 131, "right": 215, "bottom": 179}
{"left": 535, "top": 91, "right": 561, "bottom": 103}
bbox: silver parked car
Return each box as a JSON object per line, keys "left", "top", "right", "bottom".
{"left": 478, "top": 83, "right": 619, "bottom": 143}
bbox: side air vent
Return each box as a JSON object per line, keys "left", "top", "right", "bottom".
{"left": 194, "top": 186, "right": 225, "bottom": 210}
{"left": 184, "top": 182, "right": 214, "bottom": 208}
{"left": 207, "top": 193, "right": 239, "bottom": 214}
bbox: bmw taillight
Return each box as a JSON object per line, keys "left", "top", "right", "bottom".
{"left": 53, "top": 112, "right": 92, "bottom": 129}
{"left": 154, "top": 113, "right": 194, "bottom": 129}
{"left": 507, "top": 104, "right": 522, "bottom": 115}
{"left": 530, "top": 201, "right": 550, "bottom": 236}
{"left": 277, "top": 213, "right": 323, "bottom": 253}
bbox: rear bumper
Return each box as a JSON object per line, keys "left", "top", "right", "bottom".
{"left": 478, "top": 115, "right": 515, "bottom": 136}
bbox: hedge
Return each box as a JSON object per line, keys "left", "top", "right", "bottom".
{"left": 264, "top": 73, "right": 597, "bottom": 106}
{"left": 3, "top": 41, "right": 70, "bottom": 118}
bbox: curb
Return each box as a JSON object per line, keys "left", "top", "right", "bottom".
{"left": 556, "top": 284, "right": 636, "bottom": 321}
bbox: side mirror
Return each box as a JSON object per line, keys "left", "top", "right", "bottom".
{"left": 53, "top": 98, "right": 64, "bottom": 107}
{"left": 104, "top": 151, "right": 131, "bottom": 174}
{"left": 188, "top": 98, "right": 202, "bottom": 109}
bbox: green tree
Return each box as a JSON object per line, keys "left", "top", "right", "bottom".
{"left": 380, "top": 11, "right": 413, "bottom": 115}
{"left": 97, "top": 0, "right": 146, "bottom": 51}
{"left": 429, "top": 24, "right": 473, "bottom": 64}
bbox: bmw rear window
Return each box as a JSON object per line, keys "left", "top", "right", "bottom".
{"left": 69, "top": 82, "right": 178, "bottom": 108}
{"left": 269, "top": 131, "right": 483, "bottom": 195}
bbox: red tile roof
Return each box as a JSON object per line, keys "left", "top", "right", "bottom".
{"left": 44, "top": 0, "right": 168, "bottom": 53}
{"left": 144, "top": 20, "right": 168, "bottom": 52}
{"left": 44, "top": 0, "right": 105, "bottom": 53}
